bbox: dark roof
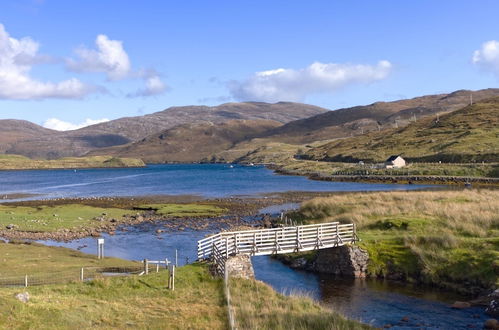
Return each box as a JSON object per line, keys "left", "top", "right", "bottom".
{"left": 386, "top": 155, "right": 401, "bottom": 162}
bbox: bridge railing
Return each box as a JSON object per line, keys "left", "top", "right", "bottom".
{"left": 197, "top": 222, "right": 357, "bottom": 260}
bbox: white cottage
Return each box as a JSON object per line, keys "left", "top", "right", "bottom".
{"left": 385, "top": 155, "right": 406, "bottom": 169}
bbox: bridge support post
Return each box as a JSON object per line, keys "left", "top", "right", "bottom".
{"left": 225, "top": 255, "right": 255, "bottom": 279}
{"left": 312, "top": 246, "right": 368, "bottom": 278}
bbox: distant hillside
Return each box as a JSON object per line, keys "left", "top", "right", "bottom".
{"left": 89, "top": 119, "right": 282, "bottom": 163}
{"left": 261, "top": 88, "right": 499, "bottom": 143}
{"left": 4, "top": 102, "right": 326, "bottom": 159}
{"left": 303, "top": 97, "right": 499, "bottom": 163}
{"left": 0, "top": 120, "right": 56, "bottom": 153}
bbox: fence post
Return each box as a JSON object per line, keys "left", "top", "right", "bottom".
{"left": 156, "top": 263, "right": 159, "bottom": 273}
{"left": 336, "top": 223, "right": 339, "bottom": 244}
{"left": 225, "top": 238, "right": 229, "bottom": 258}
{"left": 175, "top": 249, "right": 178, "bottom": 267}
{"left": 168, "top": 265, "right": 175, "bottom": 290}
{"left": 297, "top": 226, "right": 301, "bottom": 251}
{"left": 24, "top": 275, "right": 28, "bottom": 287}
{"left": 80, "top": 268, "right": 84, "bottom": 281}
{"left": 143, "top": 259, "right": 149, "bottom": 275}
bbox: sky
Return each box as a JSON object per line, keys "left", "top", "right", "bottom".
{"left": 0, "top": 0, "right": 498, "bottom": 130}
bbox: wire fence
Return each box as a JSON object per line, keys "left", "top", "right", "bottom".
{"left": 0, "top": 266, "right": 143, "bottom": 288}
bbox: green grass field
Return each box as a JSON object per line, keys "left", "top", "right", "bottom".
{"left": 0, "top": 241, "right": 138, "bottom": 277}
{"left": 0, "top": 202, "right": 228, "bottom": 233}
{"left": 0, "top": 204, "right": 130, "bottom": 232}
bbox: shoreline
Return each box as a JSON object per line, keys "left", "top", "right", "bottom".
{"left": 268, "top": 164, "right": 499, "bottom": 186}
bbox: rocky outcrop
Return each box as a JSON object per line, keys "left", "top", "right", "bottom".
{"left": 225, "top": 255, "right": 255, "bottom": 279}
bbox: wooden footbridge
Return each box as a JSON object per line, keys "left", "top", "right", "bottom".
{"left": 197, "top": 222, "right": 358, "bottom": 276}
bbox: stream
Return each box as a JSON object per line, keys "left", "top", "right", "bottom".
{"left": 36, "top": 204, "right": 489, "bottom": 329}
{"left": 1, "top": 164, "right": 488, "bottom": 328}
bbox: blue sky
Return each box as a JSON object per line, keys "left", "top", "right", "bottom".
{"left": 0, "top": 0, "right": 498, "bottom": 130}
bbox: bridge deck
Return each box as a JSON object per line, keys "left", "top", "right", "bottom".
{"left": 197, "top": 222, "right": 358, "bottom": 261}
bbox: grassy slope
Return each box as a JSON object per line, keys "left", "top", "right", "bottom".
{"left": 230, "top": 277, "right": 370, "bottom": 330}
{"left": 0, "top": 264, "right": 227, "bottom": 329}
{"left": 305, "top": 98, "right": 499, "bottom": 163}
{"left": 0, "top": 241, "right": 138, "bottom": 277}
{"left": 0, "top": 155, "right": 145, "bottom": 170}
{"left": 290, "top": 190, "right": 499, "bottom": 295}
{"left": 0, "top": 260, "right": 367, "bottom": 329}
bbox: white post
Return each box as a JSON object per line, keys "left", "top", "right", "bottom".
{"left": 80, "top": 268, "right": 84, "bottom": 281}
{"left": 168, "top": 265, "right": 175, "bottom": 291}
{"left": 24, "top": 275, "right": 28, "bottom": 287}
{"left": 144, "top": 259, "right": 149, "bottom": 275}
{"left": 175, "top": 249, "right": 178, "bottom": 267}
{"left": 97, "top": 238, "right": 105, "bottom": 259}
{"left": 156, "top": 263, "right": 159, "bottom": 273}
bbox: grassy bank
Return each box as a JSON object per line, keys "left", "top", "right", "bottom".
{"left": 0, "top": 256, "right": 367, "bottom": 329}
{"left": 0, "top": 204, "right": 130, "bottom": 232}
{"left": 0, "top": 154, "right": 145, "bottom": 170}
{"left": 0, "top": 202, "right": 226, "bottom": 234}
{"left": 0, "top": 263, "right": 227, "bottom": 329}
{"left": 0, "top": 241, "right": 138, "bottom": 277}
{"left": 288, "top": 189, "right": 499, "bottom": 295}
{"left": 229, "top": 277, "right": 370, "bottom": 329}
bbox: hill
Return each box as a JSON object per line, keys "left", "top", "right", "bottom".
{"left": 260, "top": 88, "right": 499, "bottom": 143}
{"left": 89, "top": 119, "right": 282, "bottom": 163}
{"left": 303, "top": 97, "right": 499, "bottom": 163}
{"left": 0, "top": 120, "right": 56, "bottom": 153}
{"left": 3, "top": 102, "right": 327, "bottom": 159}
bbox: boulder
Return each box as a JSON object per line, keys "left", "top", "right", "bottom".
{"left": 451, "top": 301, "right": 471, "bottom": 309}
{"left": 15, "top": 292, "right": 30, "bottom": 303}
{"left": 484, "top": 319, "right": 499, "bottom": 329}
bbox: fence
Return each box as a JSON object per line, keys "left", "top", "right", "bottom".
{"left": 0, "top": 266, "right": 143, "bottom": 288}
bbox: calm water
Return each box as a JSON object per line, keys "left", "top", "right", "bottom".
{"left": 2, "top": 164, "right": 484, "bottom": 328}
{"left": 0, "top": 163, "right": 429, "bottom": 201}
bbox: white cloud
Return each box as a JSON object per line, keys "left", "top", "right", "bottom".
{"left": 0, "top": 23, "right": 95, "bottom": 100}
{"left": 228, "top": 60, "right": 392, "bottom": 102}
{"left": 127, "top": 70, "right": 168, "bottom": 97}
{"left": 43, "top": 118, "right": 110, "bottom": 131}
{"left": 67, "top": 34, "right": 131, "bottom": 80}
{"left": 472, "top": 40, "right": 499, "bottom": 76}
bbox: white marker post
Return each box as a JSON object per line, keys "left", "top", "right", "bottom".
{"left": 97, "top": 238, "right": 105, "bottom": 259}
